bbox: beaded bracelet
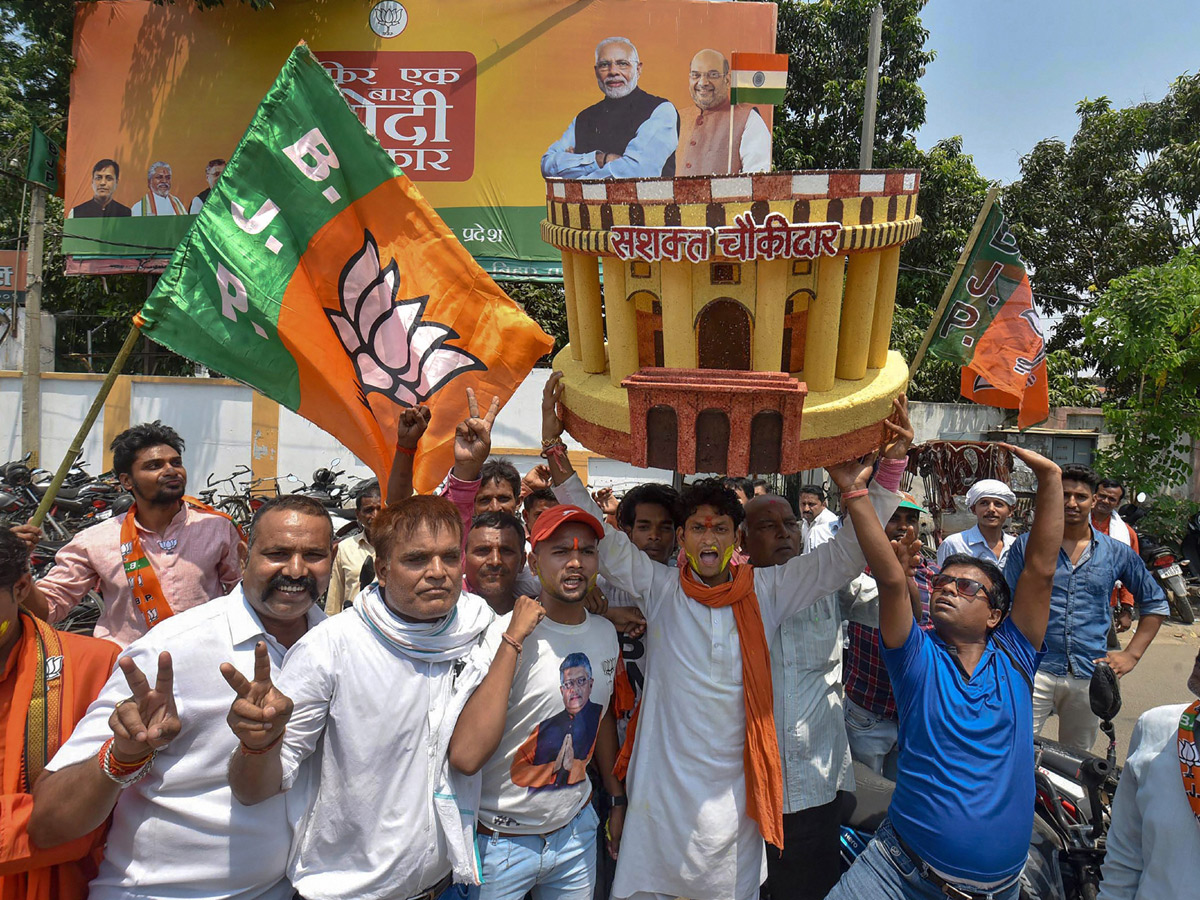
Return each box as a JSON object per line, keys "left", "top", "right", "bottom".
{"left": 98, "top": 737, "right": 157, "bottom": 787}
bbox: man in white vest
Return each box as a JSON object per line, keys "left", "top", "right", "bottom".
{"left": 131, "top": 161, "right": 187, "bottom": 216}
{"left": 677, "top": 49, "right": 770, "bottom": 176}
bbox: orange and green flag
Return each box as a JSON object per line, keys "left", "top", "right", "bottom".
{"left": 926, "top": 201, "right": 1049, "bottom": 429}
{"left": 136, "top": 43, "right": 552, "bottom": 492}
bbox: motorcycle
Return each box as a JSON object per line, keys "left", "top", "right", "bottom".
{"left": 1119, "top": 495, "right": 1194, "bottom": 625}
{"left": 838, "top": 664, "right": 1122, "bottom": 900}
{"left": 290, "top": 458, "right": 358, "bottom": 536}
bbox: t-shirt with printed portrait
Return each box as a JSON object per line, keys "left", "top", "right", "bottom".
{"left": 475, "top": 611, "right": 619, "bottom": 834}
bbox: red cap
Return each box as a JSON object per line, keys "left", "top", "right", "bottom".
{"left": 530, "top": 504, "right": 605, "bottom": 548}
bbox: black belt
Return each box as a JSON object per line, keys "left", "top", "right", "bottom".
{"left": 892, "top": 830, "right": 1008, "bottom": 900}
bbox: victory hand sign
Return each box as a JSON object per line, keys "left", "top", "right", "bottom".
{"left": 221, "top": 642, "right": 294, "bottom": 751}
{"left": 454, "top": 387, "right": 500, "bottom": 482}
{"left": 110, "top": 651, "right": 181, "bottom": 761}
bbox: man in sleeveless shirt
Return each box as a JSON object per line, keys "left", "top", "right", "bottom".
{"left": 678, "top": 49, "right": 770, "bottom": 176}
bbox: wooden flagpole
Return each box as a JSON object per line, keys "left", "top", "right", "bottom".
{"left": 907, "top": 185, "right": 999, "bottom": 381}
{"left": 29, "top": 324, "right": 142, "bottom": 528}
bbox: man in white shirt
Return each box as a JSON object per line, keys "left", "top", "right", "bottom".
{"left": 800, "top": 484, "right": 838, "bottom": 552}
{"left": 740, "top": 492, "right": 877, "bottom": 900}
{"left": 1099, "top": 645, "right": 1200, "bottom": 899}
{"left": 130, "top": 161, "right": 187, "bottom": 216}
{"left": 540, "top": 374, "right": 911, "bottom": 900}
{"left": 936, "top": 479, "right": 1017, "bottom": 567}
{"left": 29, "top": 494, "right": 333, "bottom": 900}
{"left": 225, "top": 495, "right": 531, "bottom": 898}
{"left": 450, "top": 505, "right": 623, "bottom": 900}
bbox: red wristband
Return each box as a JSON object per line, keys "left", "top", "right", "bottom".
{"left": 395, "top": 445, "right": 417, "bottom": 457}
{"left": 239, "top": 728, "right": 286, "bottom": 756}
{"left": 841, "top": 488, "right": 870, "bottom": 501}
{"left": 874, "top": 456, "right": 908, "bottom": 492}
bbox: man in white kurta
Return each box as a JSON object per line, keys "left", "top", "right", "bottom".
{"left": 554, "top": 475, "right": 900, "bottom": 900}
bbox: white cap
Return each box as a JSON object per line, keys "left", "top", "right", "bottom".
{"left": 966, "top": 479, "right": 1016, "bottom": 509}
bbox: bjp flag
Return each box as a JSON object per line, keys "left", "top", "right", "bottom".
{"left": 925, "top": 201, "right": 1049, "bottom": 430}
{"left": 137, "top": 43, "right": 552, "bottom": 492}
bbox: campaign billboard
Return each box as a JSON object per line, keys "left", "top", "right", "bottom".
{"left": 64, "top": 0, "right": 777, "bottom": 280}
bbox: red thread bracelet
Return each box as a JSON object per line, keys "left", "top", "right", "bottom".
{"left": 395, "top": 445, "right": 417, "bottom": 457}
{"left": 841, "top": 488, "right": 870, "bottom": 501}
{"left": 239, "top": 728, "right": 286, "bottom": 756}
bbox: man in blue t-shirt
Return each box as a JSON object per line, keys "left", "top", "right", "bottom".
{"left": 828, "top": 429, "right": 1063, "bottom": 900}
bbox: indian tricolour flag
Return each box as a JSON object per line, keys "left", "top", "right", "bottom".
{"left": 729, "top": 52, "right": 789, "bottom": 106}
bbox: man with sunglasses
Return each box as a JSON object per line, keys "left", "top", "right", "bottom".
{"left": 829, "top": 443, "right": 1062, "bottom": 900}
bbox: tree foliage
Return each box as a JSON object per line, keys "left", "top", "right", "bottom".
{"left": 1085, "top": 248, "right": 1200, "bottom": 494}
{"left": 1005, "top": 73, "right": 1200, "bottom": 358}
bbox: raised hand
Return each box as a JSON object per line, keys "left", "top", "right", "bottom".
{"left": 828, "top": 452, "right": 877, "bottom": 493}
{"left": 507, "top": 594, "right": 546, "bottom": 644}
{"left": 881, "top": 395, "right": 915, "bottom": 460}
{"left": 220, "top": 641, "right": 294, "bottom": 751}
{"left": 395, "top": 404, "right": 432, "bottom": 450}
{"left": 542, "top": 371, "right": 565, "bottom": 444}
{"left": 12, "top": 523, "right": 42, "bottom": 553}
{"left": 453, "top": 388, "right": 499, "bottom": 481}
{"left": 997, "top": 442, "right": 1061, "bottom": 479}
{"left": 594, "top": 487, "right": 619, "bottom": 517}
{"left": 890, "top": 525, "right": 922, "bottom": 578}
{"left": 109, "top": 651, "right": 181, "bottom": 761}
{"left": 522, "top": 464, "right": 553, "bottom": 495}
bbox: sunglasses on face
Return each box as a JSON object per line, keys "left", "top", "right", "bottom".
{"left": 930, "top": 574, "right": 992, "bottom": 599}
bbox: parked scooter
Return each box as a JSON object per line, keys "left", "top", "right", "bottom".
{"left": 837, "top": 664, "right": 1122, "bottom": 900}
{"left": 1119, "top": 494, "right": 1195, "bottom": 625}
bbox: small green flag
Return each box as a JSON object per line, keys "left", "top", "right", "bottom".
{"left": 26, "top": 124, "right": 64, "bottom": 196}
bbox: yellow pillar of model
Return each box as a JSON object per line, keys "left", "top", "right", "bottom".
{"left": 660, "top": 260, "right": 696, "bottom": 368}
{"left": 836, "top": 250, "right": 881, "bottom": 380}
{"left": 602, "top": 258, "right": 637, "bottom": 385}
{"left": 868, "top": 245, "right": 901, "bottom": 369}
{"left": 805, "top": 253, "right": 845, "bottom": 392}
{"left": 753, "top": 258, "right": 788, "bottom": 372}
{"left": 561, "top": 251, "right": 582, "bottom": 361}
{"left": 572, "top": 254, "right": 606, "bottom": 373}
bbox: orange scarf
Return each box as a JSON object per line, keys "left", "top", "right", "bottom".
{"left": 121, "top": 497, "right": 242, "bottom": 631}
{"left": 613, "top": 564, "right": 784, "bottom": 848}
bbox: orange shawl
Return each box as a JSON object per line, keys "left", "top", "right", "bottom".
{"left": 614, "top": 564, "right": 784, "bottom": 848}
{"left": 0, "top": 613, "right": 120, "bottom": 900}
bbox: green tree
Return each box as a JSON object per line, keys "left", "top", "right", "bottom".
{"left": 1005, "top": 73, "right": 1200, "bottom": 358}
{"left": 1085, "top": 247, "right": 1200, "bottom": 494}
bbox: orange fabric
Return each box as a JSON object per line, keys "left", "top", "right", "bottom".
{"left": 729, "top": 51, "right": 789, "bottom": 72}
{"left": 121, "top": 497, "right": 243, "bottom": 631}
{"left": 278, "top": 175, "right": 553, "bottom": 495}
{"left": 510, "top": 727, "right": 590, "bottom": 790}
{"left": 0, "top": 614, "right": 120, "bottom": 900}
{"left": 682, "top": 564, "right": 784, "bottom": 848}
{"left": 1093, "top": 515, "right": 1140, "bottom": 609}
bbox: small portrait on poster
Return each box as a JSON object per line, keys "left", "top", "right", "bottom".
{"left": 131, "top": 161, "right": 188, "bottom": 216}
{"left": 510, "top": 652, "right": 603, "bottom": 791}
{"left": 189, "top": 158, "right": 228, "bottom": 214}
{"left": 540, "top": 36, "right": 679, "bottom": 181}
{"left": 69, "top": 158, "right": 132, "bottom": 218}
{"left": 678, "top": 49, "right": 770, "bottom": 176}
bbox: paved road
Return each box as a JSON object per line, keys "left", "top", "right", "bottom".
{"left": 1040, "top": 619, "right": 1199, "bottom": 764}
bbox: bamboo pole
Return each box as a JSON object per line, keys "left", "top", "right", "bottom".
{"left": 29, "top": 324, "right": 142, "bottom": 528}
{"left": 20, "top": 185, "right": 45, "bottom": 464}
{"left": 907, "top": 186, "right": 999, "bottom": 380}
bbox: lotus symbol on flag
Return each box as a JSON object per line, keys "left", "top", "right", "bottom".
{"left": 327, "top": 230, "right": 485, "bottom": 407}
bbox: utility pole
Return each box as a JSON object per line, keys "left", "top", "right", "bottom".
{"left": 20, "top": 184, "right": 45, "bottom": 465}
{"left": 858, "top": 3, "right": 884, "bottom": 169}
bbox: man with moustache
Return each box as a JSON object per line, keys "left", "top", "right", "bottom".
{"left": 450, "top": 504, "right": 622, "bottom": 900}
{"left": 740, "top": 492, "right": 879, "bottom": 900}
{"left": 678, "top": 48, "right": 770, "bottom": 176}
{"left": 541, "top": 37, "right": 679, "bottom": 180}
{"left": 68, "top": 158, "right": 131, "bottom": 218}
{"left": 323, "top": 481, "right": 382, "bottom": 615}
{"left": 26, "top": 422, "right": 243, "bottom": 647}
{"left": 226, "top": 495, "right": 543, "bottom": 897}
{"left": 29, "top": 495, "right": 333, "bottom": 900}
{"left": 465, "top": 511, "right": 527, "bottom": 615}
{"left": 130, "top": 161, "right": 187, "bottom": 216}
{"left": 799, "top": 484, "right": 838, "bottom": 553}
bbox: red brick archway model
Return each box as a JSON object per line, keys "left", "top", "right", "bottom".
{"left": 696, "top": 299, "right": 751, "bottom": 370}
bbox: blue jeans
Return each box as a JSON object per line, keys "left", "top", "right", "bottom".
{"left": 468, "top": 803, "right": 599, "bottom": 900}
{"left": 827, "top": 818, "right": 1021, "bottom": 900}
{"left": 843, "top": 697, "right": 899, "bottom": 780}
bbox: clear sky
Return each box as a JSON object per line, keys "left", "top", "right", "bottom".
{"left": 914, "top": 0, "right": 1200, "bottom": 185}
